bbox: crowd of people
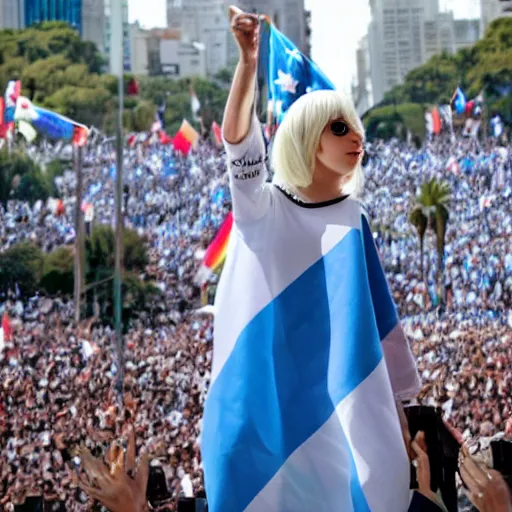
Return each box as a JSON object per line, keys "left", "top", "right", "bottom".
{"left": 0, "top": 129, "right": 510, "bottom": 510}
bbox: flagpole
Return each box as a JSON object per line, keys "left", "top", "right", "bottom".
{"left": 112, "top": 0, "right": 125, "bottom": 398}
{"left": 74, "top": 144, "right": 84, "bottom": 323}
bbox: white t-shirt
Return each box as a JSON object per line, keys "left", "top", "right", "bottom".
{"left": 201, "top": 115, "right": 420, "bottom": 512}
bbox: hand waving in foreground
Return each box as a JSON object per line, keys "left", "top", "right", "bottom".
{"left": 75, "top": 428, "right": 149, "bottom": 512}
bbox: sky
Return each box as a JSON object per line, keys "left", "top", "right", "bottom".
{"left": 129, "top": 0, "right": 482, "bottom": 93}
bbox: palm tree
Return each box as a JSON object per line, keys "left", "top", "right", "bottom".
{"left": 411, "top": 179, "right": 451, "bottom": 304}
{"left": 409, "top": 207, "right": 428, "bottom": 281}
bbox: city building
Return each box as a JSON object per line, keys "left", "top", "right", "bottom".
{"left": 129, "top": 25, "right": 207, "bottom": 79}
{"left": 24, "top": 0, "right": 82, "bottom": 33}
{"left": 104, "top": 0, "right": 130, "bottom": 72}
{"left": 166, "top": 0, "right": 307, "bottom": 76}
{"left": 166, "top": 0, "right": 231, "bottom": 76}
{"left": 0, "top": 0, "right": 105, "bottom": 55}
{"left": 480, "top": 0, "right": 512, "bottom": 34}
{"left": 353, "top": 35, "right": 373, "bottom": 116}
{"left": 368, "top": 0, "right": 441, "bottom": 104}
{"left": 453, "top": 19, "right": 481, "bottom": 51}
{"left": 82, "top": 0, "right": 105, "bottom": 52}
{"left": 0, "top": 0, "right": 24, "bottom": 29}
{"left": 368, "top": 0, "right": 482, "bottom": 105}
{"left": 159, "top": 33, "right": 206, "bottom": 79}
{"left": 129, "top": 22, "right": 149, "bottom": 75}
{"left": 239, "top": 0, "right": 307, "bottom": 53}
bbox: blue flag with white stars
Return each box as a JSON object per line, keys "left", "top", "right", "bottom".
{"left": 262, "top": 20, "right": 335, "bottom": 125}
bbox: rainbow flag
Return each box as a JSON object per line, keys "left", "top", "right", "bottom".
{"left": 195, "top": 212, "right": 233, "bottom": 285}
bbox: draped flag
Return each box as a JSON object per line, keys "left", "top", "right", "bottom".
{"left": 195, "top": 212, "right": 233, "bottom": 285}
{"left": 18, "top": 120, "right": 38, "bottom": 143}
{"left": 172, "top": 119, "right": 199, "bottom": 156}
{"left": 260, "top": 17, "right": 334, "bottom": 126}
{"left": 452, "top": 87, "right": 466, "bottom": 115}
{"left": 14, "top": 97, "right": 89, "bottom": 146}
{"left": 202, "top": 212, "right": 419, "bottom": 512}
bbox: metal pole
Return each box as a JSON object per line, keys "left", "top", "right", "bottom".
{"left": 112, "top": 0, "right": 125, "bottom": 397}
{"left": 74, "top": 145, "right": 84, "bottom": 323}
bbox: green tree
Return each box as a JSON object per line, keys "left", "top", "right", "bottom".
{"left": 40, "top": 246, "right": 74, "bottom": 295}
{"left": 0, "top": 149, "right": 44, "bottom": 206}
{"left": 44, "top": 158, "right": 70, "bottom": 197}
{"left": 0, "top": 243, "right": 44, "bottom": 297}
{"left": 409, "top": 207, "right": 428, "bottom": 282}
{"left": 15, "top": 169, "right": 51, "bottom": 205}
{"left": 84, "top": 225, "right": 150, "bottom": 325}
{"left": 416, "top": 179, "right": 451, "bottom": 301}
{"left": 364, "top": 103, "right": 426, "bottom": 141}
{"left": 368, "top": 17, "right": 512, "bottom": 133}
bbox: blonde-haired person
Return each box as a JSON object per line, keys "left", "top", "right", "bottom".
{"left": 272, "top": 89, "right": 365, "bottom": 197}
{"left": 201, "top": 6, "right": 421, "bottom": 512}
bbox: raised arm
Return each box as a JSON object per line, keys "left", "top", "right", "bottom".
{"left": 223, "top": 6, "right": 259, "bottom": 144}
{"left": 222, "top": 6, "right": 271, "bottom": 224}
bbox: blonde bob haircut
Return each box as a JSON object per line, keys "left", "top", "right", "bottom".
{"left": 271, "top": 90, "right": 365, "bottom": 197}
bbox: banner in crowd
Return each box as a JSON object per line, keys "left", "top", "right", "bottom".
{"left": 14, "top": 96, "right": 89, "bottom": 146}
{"left": 195, "top": 212, "right": 233, "bottom": 285}
{"left": 260, "top": 16, "right": 334, "bottom": 126}
{"left": 172, "top": 119, "right": 199, "bottom": 156}
{"left": 431, "top": 107, "right": 442, "bottom": 135}
{"left": 190, "top": 84, "right": 201, "bottom": 121}
{"left": 1, "top": 312, "right": 11, "bottom": 344}
{"left": 452, "top": 87, "right": 467, "bottom": 115}
{"left": 211, "top": 121, "right": 222, "bottom": 148}
{"left": 463, "top": 118, "right": 481, "bottom": 139}
{"left": 490, "top": 115, "right": 504, "bottom": 138}
{"left": 439, "top": 105, "right": 453, "bottom": 132}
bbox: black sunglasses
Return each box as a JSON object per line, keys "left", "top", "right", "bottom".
{"left": 330, "top": 120, "right": 350, "bottom": 137}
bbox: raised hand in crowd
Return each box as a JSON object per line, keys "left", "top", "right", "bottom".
{"left": 459, "top": 445, "right": 512, "bottom": 512}
{"left": 75, "top": 428, "right": 149, "bottom": 512}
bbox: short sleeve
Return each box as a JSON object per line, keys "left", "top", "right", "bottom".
{"left": 224, "top": 113, "right": 271, "bottom": 223}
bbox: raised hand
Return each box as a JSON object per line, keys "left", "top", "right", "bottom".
{"left": 229, "top": 5, "right": 260, "bottom": 64}
{"left": 75, "top": 428, "right": 149, "bottom": 512}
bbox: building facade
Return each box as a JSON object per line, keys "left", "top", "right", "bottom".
{"left": 368, "top": 0, "right": 482, "bottom": 105}
{"left": 129, "top": 25, "right": 207, "bottom": 79}
{"left": 104, "top": 0, "right": 130, "bottom": 72}
{"left": 82, "top": 0, "right": 104, "bottom": 52}
{"left": 166, "top": 0, "right": 231, "bottom": 76}
{"left": 354, "top": 35, "right": 373, "bottom": 116}
{"left": 166, "top": 0, "right": 307, "bottom": 76}
{"left": 0, "top": 0, "right": 24, "bottom": 29}
{"left": 239, "top": 0, "right": 307, "bottom": 53}
{"left": 24, "top": 0, "right": 82, "bottom": 33}
{"left": 454, "top": 19, "right": 480, "bottom": 51}
{"left": 480, "top": 0, "right": 512, "bottom": 34}
{"left": 369, "top": 0, "right": 441, "bottom": 104}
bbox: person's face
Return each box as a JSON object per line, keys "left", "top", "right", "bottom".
{"left": 316, "top": 119, "right": 364, "bottom": 180}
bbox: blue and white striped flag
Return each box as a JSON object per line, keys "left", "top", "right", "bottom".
{"left": 202, "top": 211, "right": 420, "bottom": 511}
